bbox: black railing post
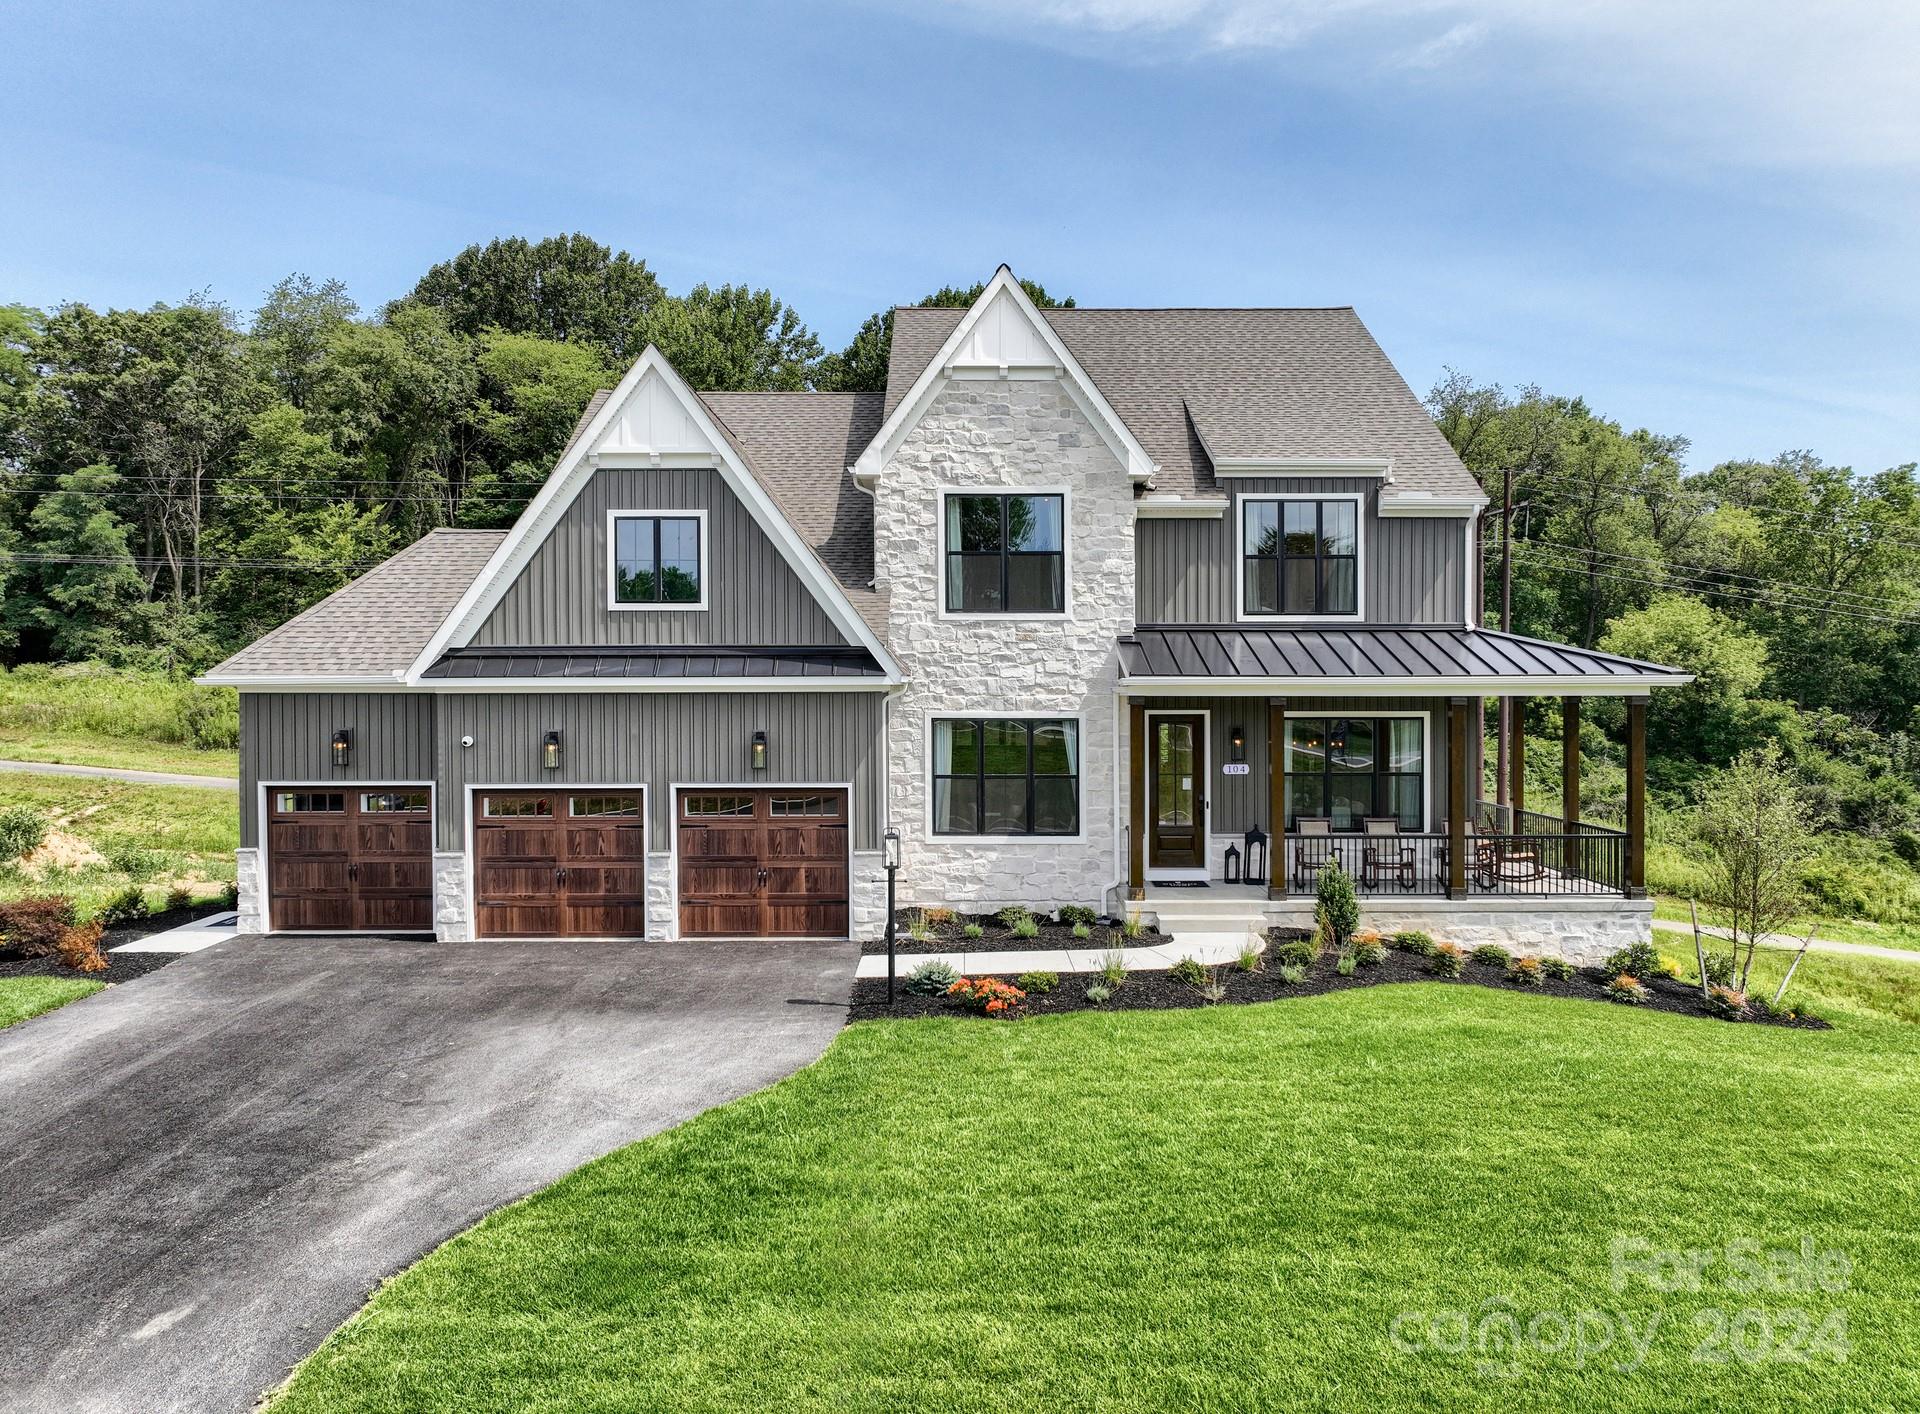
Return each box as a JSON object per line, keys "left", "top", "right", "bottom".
{"left": 883, "top": 828, "right": 900, "bottom": 1009}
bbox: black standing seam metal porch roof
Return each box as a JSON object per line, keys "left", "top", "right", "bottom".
{"left": 1118, "top": 625, "right": 1691, "bottom": 687}
{"left": 421, "top": 645, "right": 888, "bottom": 680}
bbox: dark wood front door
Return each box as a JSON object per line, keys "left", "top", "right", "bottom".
{"left": 267, "top": 787, "right": 431, "bottom": 932}
{"left": 473, "top": 790, "right": 647, "bottom": 938}
{"left": 1150, "top": 716, "right": 1206, "bottom": 869}
{"left": 677, "top": 789, "right": 848, "bottom": 938}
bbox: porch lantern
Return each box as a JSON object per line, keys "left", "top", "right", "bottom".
{"left": 1229, "top": 724, "right": 1245, "bottom": 764}
{"left": 1224, "top": 841, "right": 1241, "bottom": 883}
{"left": 751, "top": 730, "right": 769, "bottom": 771}
{"left": 542, "top": 730, "right": 562, "bottom": 770}
{"left": 1243, "top": 826, "right": 1268, "bottom": 883}
{"left": 330, "top": 729, "right": 351, "bottom": 768}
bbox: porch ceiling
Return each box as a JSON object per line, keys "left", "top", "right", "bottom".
{"left": 1117, "top": 625, "right": 1691, "bottom": 695}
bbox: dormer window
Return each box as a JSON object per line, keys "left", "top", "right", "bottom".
{"left": 942, "top": 492, "right": 1066, "bottom": 616}
{"left": 1240, "top": 495, "right": 1361, "bottom": 618}
{"left": 609, "top": 510, "right": 707, "bottom": 610}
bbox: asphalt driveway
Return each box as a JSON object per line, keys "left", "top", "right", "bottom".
{"left": 0, "top": 934, "right": 857, "bottom": 1413}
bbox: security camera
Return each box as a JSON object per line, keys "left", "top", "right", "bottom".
{"left": 460, "top": 734, "right": 475, "bottom": 748}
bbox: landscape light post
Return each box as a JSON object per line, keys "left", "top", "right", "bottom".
{"left": 883, "top": 828, "right": 901, "bottom": 1008}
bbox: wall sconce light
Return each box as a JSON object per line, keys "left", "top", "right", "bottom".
{"left": 751, "top": 730, "right": 768, "bottom": 771}
{"left": 331, "top": 729, "right": 351, "bottom": 768}
{"left": 543, "top": 730, "right": 562, "bottom": 770}
{"left": 1229, "top": 724, "right": 1245, "bottom": 763}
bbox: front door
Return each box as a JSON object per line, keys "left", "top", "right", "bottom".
{"left": 1149, "top": 715, "right": 1206, "bottom": 869}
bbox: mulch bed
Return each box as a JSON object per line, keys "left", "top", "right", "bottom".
{"left": 859, "top": 910, "right": 1164, "bottom": 956}
{"left": 847, "top": 928, "right": 1831, "bottom": 1029}
{"left": 0, "top": 900, "right": 232, "bottom": 988}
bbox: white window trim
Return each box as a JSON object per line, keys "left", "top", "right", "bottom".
{"left": 936, "top": 487, "right": 1073, "bottom": 622}
{"left": 1280, "top": 709, "right": 1433, "bottom": 835}
{"left": 1143, "top": 707, "right": 1211, "bottom": 881}
{"left": 606, "top": 508, "right": 710, "bottom": 612}
{"left": 923, "top": 712, "right": 1088, "bottom": 844}
{"left": 1235, "top": 492, "right": 1367, "bottom": 624}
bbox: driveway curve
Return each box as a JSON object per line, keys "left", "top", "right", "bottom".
{"left": 0, "top": 934, "right": 856, "bottom": 1413}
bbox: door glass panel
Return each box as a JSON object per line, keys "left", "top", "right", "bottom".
{"left": 571, "top": 795, "right": 641, "bottom": 817}
{"left": 1155, "top": 723, "right": 1195, "bottom": 827}
{"left": 684, "top": 794, "right": 754, "bottom": 817}
{"left": 361, "top": 791, "right": 428, "bottom": 812}
{"left": 274, "top": 792, "right": 345, "bottom": 813}
{"left": 769, "top": 795, "right": 840, "bottom": 817}
{"left": 484, "top": 796, "right": 552, "bottom": 817}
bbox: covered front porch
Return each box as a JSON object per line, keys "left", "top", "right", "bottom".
{"left": 1117, "top": 625, "right": 1691, "bottom": 903}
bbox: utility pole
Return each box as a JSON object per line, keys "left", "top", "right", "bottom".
{"left": 1495, "top": 466, "right": 1515, "bottom": 811}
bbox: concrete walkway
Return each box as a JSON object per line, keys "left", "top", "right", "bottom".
{"left": 0, "top": 757, "right": 237, "bottom": 790}
{"left": 1652, "top": 917, "right": 1920, "bottom": 965}
{"left": 0, "top": 934, "right": 857, "bottom": 1413}
{"left": 854, "top": 934, "right": 1259, "bottom": 979}
{"left": 112, "top": 910, "right": 240, "bottom": 954}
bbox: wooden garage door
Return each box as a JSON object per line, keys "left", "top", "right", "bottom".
{"left": 677, "top": 790, "right": 848, "bottom": 939}
{"left": 267, "top": 787, "right": 432, "bottom": 932}
{"left": 473, "top": 791, "right": 646, "bottom": 938}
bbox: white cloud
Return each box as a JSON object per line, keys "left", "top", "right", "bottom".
{"left": 913, "top": 0, "right": 1920, "bottom": 170}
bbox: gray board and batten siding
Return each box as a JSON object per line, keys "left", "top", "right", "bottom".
{"left": 241, "top": 691, "right": 886, "bottom": 853}
{"left": 1135, "top": 477, "right": 1467, "bottom": 626}
{"left": 469, "top": 465, "right": 849, "bottom": 649}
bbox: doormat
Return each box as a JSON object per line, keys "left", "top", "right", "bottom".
{"left": 1154, "top": 880, "right": 1211, "bottom": 888}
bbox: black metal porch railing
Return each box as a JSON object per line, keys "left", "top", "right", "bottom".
{"left": 1284, "top": 809, "right": 1629, "bottom": 898}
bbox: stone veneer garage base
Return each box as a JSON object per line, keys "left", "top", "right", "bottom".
{"left": 1257, "top": 896, "right": 1654, "bottom": 966}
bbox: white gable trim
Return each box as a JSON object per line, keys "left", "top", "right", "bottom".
{"left": 404, "top": 346, "right": 902, "bottom": 684}
{"left": 850, "top": 267, "right": 1158, "bottom": 487}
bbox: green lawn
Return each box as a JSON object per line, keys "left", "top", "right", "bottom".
{"left": 273, "top": 960, "right": 1920, "bottom": 1413}
{"left": 1654, "top": 896, "right": 1920, "bottom": 956}
{"left": 0, "top": 976, "right": 103, "bottom": 1028}
{"left": 0, "top": 771, "right": 238, "bottom": 918}
{"left": 0, "top": 730, "right": 237, "bottom": 778}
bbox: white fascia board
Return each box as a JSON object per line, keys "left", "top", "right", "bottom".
{"left": 197, "top": 673, "right": 409, "bottom": 689}
{"left": 1208, "top": 457, "right": 1394, "bottom": 479}
{"left": 401, "top": 345, "right": 902, "bottom": 684}
{"left": 1116, "top": 673, "right": 1693, "bottom": 697}
{"left": 850, "top": 267, "right": 1158, "bottom": 486}
{"left": 1135, "top": 497, "right": 1229, "bottom": 519}
{"left": 1377, "top": 493, "right": 1489, "bottom": 518}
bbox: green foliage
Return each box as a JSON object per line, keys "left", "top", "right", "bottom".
{"left": 1607, "top": 974, "right": 1651, "bottom": 1005}
{"left": 220, "top": 880, "right": 239, "bottom": 909}
{"left": 1098, "top": 950, "right": 1128, "bottom": 985}
{"left": 1058, "top": 904, "right": 1096, "bottom": 928}
{"left": 905, "top": 960, "right": 959, "bottom": 997}
{"left": 1275, "top": 963, "right": 1306, "bottom": 986}
{"left": 1083, "top": 981, "right": 1112, "bottom": 1004}
{"left": 1272, "top": 939, "right": 1317, "bottom": 969}
{"left": 1428, "top": 943, "right": 1465, "bottom": 977}
{"left": 397, "top": 234, "right": 664, "bottom": 360}
{"left": 1071, "top": 922, "right": 1091, "bottom": 940}
{"left": 1506, "top": 956, "right": 1546, "bottom": 987}
{"left": 1600, "top": 596, "right": 1769, "bottom": 764}
{"left": 1705, "top": 985, "right": 1749, "bottom": 1019}
{"left": 0, "top": 805, "right": 46, "bottom": 861}
{"left": 97, "top": 885, "right": 148, "bottom": 926}
{"left": 1391, "top": 930, "right": 1435, "bottom": 956}
{"left": 1017, "top": 971, "right": 1059, "bottom": 994}
{"left": 1010, "top": 915, "right": 1041, "bottom": 941}
{"left": 1120, "top": 912, "right": 1146, "bottom": 940}
{"left": 1603, "top": 941, "right": 1662, "bottom": 981}
{"left": 1541, "top": 957, "right": 1576, "bottom": 980}
{"left": 1168, "top": 956, "right": 1208, "bottom": 988}
{"left": 1470, "top": 944, "right": 1511, "bottom": 968}
{"left": 1314, "top": 862, "right": 1359, "bottom": 949}
{"left": 165, "top": 885, "right": 192, "bottom": 911}
{"left": 1236, "top": 942, "right": 1263, "bottom": 973}
{"left": 1351, "top": 938, "right": 1386, "bottom": 967}
{"left": 1335, "top": 949, "right": 1357, "bottom": 977}
{"left": 962, "top": 922, "right": 984, "bottom": 941}
{"left": 997, "top": 905, "right": 1034, "bottom": 930}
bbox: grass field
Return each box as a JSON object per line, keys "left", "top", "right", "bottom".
{"left": 1654, "top": 896, "right": 1920, "bottom": 956}
{"left": 0, "top": 976, "right": 103, "bottom": 1029}
{"left": 0, "top": 771, "right": 238, "bottom": 918}
{"left": 272, "top": 954, "right": 1920, "bottom": 1413}
{"left": 0, "top": 664, "right": 238, "bottom": 777}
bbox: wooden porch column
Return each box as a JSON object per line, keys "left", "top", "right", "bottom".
{"left": 1626, "top": 696, "right": 1648, "bottom": 897}
{"left": 1561, "top": 696, "right": 1582, "bottom": 829}
{"left": 1447, "top": 698, "right": 1469, "bottom": 897}
{"left": 1509, "top": 697, "right": 1527, "bottom": 820}
{"left": 1268, "top": 698, "right": 1286, "bottom": 897}
{"left": 1128, "top": 700, "right": 1146, "bottom": 899}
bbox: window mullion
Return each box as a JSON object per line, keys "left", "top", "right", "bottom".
{"left": 651, "top": 517, "right": 663, "bottom": 603}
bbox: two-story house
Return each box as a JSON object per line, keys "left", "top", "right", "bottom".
{"left": 205, "top": 268, "right": 1688, "bottom": 958}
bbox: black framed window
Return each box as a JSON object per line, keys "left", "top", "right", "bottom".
{"left": 613, "top": 514, "right": 702, "bottom": 605}
{"left": 944, "top": 494, "right": 1065, "bottom": 613}
{"left": 1243, "top": 498, "right": 1358, "bottom": 616}
{"left": 1284, "top": 717, "right": 1424, "bottom": 831}
{"left": 931, "top": 718, "right": 1079, "bottom": 835}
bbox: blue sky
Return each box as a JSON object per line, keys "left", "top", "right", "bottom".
{"left": 3, "top": 0, "right": 1914, "bottom": 473}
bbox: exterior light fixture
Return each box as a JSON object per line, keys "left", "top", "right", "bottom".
{"left": 883, "top": 827, "right": 901, "bottom": 871}
{"left": 331, "top": 729, "right": 351, "bottom": 768}
{"left": 751, "top": 730, "right": 768, "bottom": 771}
{"left": 1229, "top": 724, "right": 1245, "bottom": 763}
{"left": 543, "top": 730, "right": 562, "bottom": 770}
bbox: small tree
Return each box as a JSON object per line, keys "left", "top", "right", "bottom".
{"left": 1694, "top": 743, "right": 1814, "bottom": 992}
{"left": 1315, "top": 861, "right": 1359, "bottom": 951}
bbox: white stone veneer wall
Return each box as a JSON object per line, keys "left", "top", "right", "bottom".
{"left": 645, "top": 853, "right": 673, "bottom": 940}
{"left": 877, "top": 380, "right": 1133, "bottom": 915}
{"left": 1260, "top": 897, "right": 1653, "bottom": 965}
{"left": 234, "top": 847, "right": 265, "bottom": 934}
{"left": 433, "top": 852, "right": 468, "bottom": 942}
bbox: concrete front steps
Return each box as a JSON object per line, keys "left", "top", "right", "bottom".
{"left": 1140, "top": 890, "right": 1272, "bottom": 960}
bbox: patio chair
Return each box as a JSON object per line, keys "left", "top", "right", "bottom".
{"left": 1361, "top": 817, "right": 1415, "bottom": 889}
{"left": 1292, "top": 818, "right": 1334, "bottom": 892}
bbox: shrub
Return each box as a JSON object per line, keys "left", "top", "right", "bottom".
{"left": 219, "top": 880, "right": 239, "bottom": 909}
{"left": 962, "top": 922, "right": 985, "bottom": 940}
{"left": 1085, "top": 981, "right": 1112, "bottom": 1004}
{"left": 1351, "top": 938, "right": 1386, "bottom": 967}
{"left": 1121, "top": 912, "right": 1146, "bottom": 940}
{"left": 1168, "top": 956, "right": 1208, "bottom": 988}
{"left": 1607, "top": 974, "right": 1651, "bottom": 1005}
{"left": 1506, "top": 956, "right": 1546, "bottom": 987}
{"left": 1392, "top": 930, "right": 1435, "bottom": 956}
{"left": 1059, "top": 904, "right": 1097, "bottom": 928}
{"left": 1276, "top": 963, "right": 1306, "bottom": 986}
{"left": 905, "top": 959, "right": 959, "bottom": 996}
{"left": 1703, "top": 952, "right": 1736, "bottom": 988}
{"left": 1603, "top": 940, "right": 1662, "bottom": 981}
{"left": 97, "top": 885, "right": 149, "bottom": 927}
{"left": 165, "top": 885, "right": 193, "bottom": 911}
{"left": 997, "top": 905, "right": 1034, "bottom": 930}
{"left": 1705, "top": 985, "right": 1748, "bottom": 1019}
{"left": 945, "top": 975, "right": 1025, "bottom": 1017}
{"left": 1335, "top": 949, "right": 1357, "bottom": 977}
{"left": 1894, "top": 829, "right": 1920, "bottom": 870}
{"left": 1017, "top": 970, "right": 1059, "bottom": 994}
{"left": 1428, "top": 943, "right": 1465, "bottom": 977}
{"left": 1653, "top": 952, "right": 1683, "bottom": 980}
{"left": 1540, "top": 956, "right": 1575, "bottom": 981}
{"left": 1272, "top": 939, "right": 1317, "bottom": 969}
{"left": 56, "top": 920, "right": 108, "bottom": 974}
{"left": 0, "top": 805, "right": 47, "bottom": 861}
{"left": 102, "top": 841, "right": 159, "bottom": 879}
{"left": 1470, "top": 944, "right": 1510, "bottom": 968}
{"left": 1071, "top": 922, "right": 1091, "bottom": 940}
{"left": 0, "top": 895, "right": 79, "bottom": 957}
{"left": 1099, "top": 949, "right": 1128, "bottom": 985}
{"left": 1010, "top": 915, "right": 1041, "bottom": 940}
{"left": 1236, "top": 942, "right": 1262, "bottom": 973}
{"left": 1314, "top": 862, "right": 1359, "bottom": 950}
{"left": 176, "top": 684, "right": 240, "bottom": 749}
